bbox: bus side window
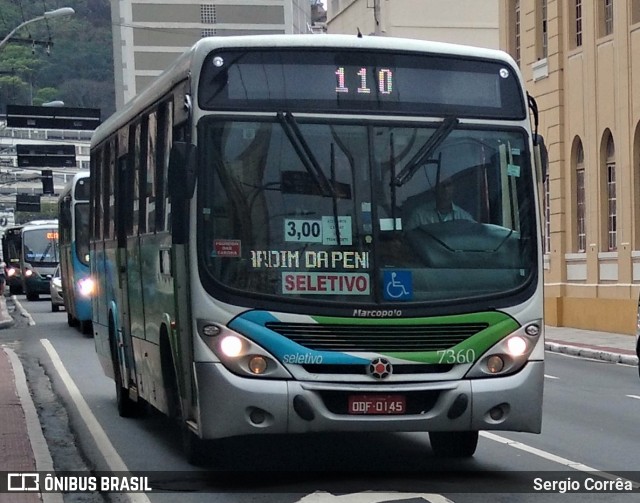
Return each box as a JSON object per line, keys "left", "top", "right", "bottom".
{"left": 147, "top": 112, "right": 157, "bottom": 233}
{"left": 156, "top": 101, "right": 173, "bottom": 232}
{"left": 138, "top": 117, "right": 149, "bottom": 234}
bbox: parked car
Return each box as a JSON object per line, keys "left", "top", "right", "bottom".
{"left": 50, "top": 265, "right": 64, "bottom": 312}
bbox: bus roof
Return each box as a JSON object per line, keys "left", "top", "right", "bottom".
{"left": 59, "top": 171, "right": 90, "bottom": 202}
{"left": 21, "top": 220, "right": 58, "bottom": 232}
{"left": 91, "top": 34, "right": 519, "bottom": 148}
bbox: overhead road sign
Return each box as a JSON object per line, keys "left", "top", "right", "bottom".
{"left": 16, "top": 194, "right": 41, "bottom": 212}
{"left": 5, "top": 104, "right": 101, "bottom": 130}
{"left": 16, "top": 144, "right": 76, "bottom": 168}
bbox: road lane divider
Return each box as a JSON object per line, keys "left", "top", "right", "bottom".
{"left": 481, "top": 431, "right": 640, "bottom": 488}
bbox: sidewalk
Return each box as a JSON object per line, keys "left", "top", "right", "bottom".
{"left": 0, "top": 294, "right": 637, "bottom": 501}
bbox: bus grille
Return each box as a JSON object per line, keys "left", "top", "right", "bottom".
{"left": 264, "top": 322, "right": 488, "bottom": 352}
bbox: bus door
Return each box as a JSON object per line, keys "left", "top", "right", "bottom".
{"left": 125, "top": 122, "right": 147, "bottom": 354}
{"left": 116, "top": 147, "right": 139, "bottom": 396}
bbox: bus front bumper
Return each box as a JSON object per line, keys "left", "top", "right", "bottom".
{"left": 194, "top": 360, "right": 543, "bottom": 440}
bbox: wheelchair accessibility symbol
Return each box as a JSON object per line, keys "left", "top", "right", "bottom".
{"left": 383, "top": 270, "right": 413, "bottom": 300}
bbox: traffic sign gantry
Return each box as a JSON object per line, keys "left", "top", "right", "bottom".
{"left": 6, "top": 104, "right": 100, "bottom": 130}
{"left": 16, "top": 144, "right": 76, "bottom": 168}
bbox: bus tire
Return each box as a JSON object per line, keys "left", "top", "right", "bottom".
{"left": 160, "top": 332, "right": 209, "bottom": 466}
{"left": 26, "top": 292, "right": 38, "bottom": 301}
{"left": 80, "top": 319, "right": 93, "bottom": 336}
{"left": 67, "top": 313, "right": 78, "bottom": 327}
{"left": 429, "top": 431, "right": 479, "bottom": 458}
{"left": 182, "top": 424, "right": 210, "bottom": 467}
{"left": 110, "top": 327, "right": 140, "bottom": 418}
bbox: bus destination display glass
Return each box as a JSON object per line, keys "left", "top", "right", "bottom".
{"left": 198, "top": 49, "right": 525, "bottom": 119}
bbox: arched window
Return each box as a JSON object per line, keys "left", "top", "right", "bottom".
{"left": 605, "top": 136, "right": 616, "bottom": 251}
{"left": 544, "top": 177, "right": 550, "bottom": 253}
{"left": 576, "top": 142, "right": 586, "bottom": 252}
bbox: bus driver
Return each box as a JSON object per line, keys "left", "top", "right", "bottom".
{"left": 405, "top": 177, "right": 474, "bottom": 229}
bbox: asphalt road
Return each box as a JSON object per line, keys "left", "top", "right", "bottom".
{"left": 3, "top": 296, "right": 640, "bottom": 502}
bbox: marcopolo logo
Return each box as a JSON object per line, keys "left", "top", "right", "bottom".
{"left": 352, "top": 308, "right": 402, "bottom": 317}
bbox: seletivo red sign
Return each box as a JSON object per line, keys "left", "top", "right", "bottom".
{"left": 282, "top": 272, "right": 370, "bottom": 295}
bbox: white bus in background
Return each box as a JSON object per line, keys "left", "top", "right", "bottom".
{"left": 90, "top": 34, "right": 548, "bottom": 464}
{"left": 20, "top": 219, "right": 59, "bottom": 300}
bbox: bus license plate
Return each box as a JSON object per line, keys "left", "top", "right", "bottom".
{"left": 348, "top": 395, "right": 406, "bottom": 415}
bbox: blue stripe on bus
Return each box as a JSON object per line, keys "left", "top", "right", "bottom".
{"left": 229, "top": 311, "right": 368, "bottom": 365}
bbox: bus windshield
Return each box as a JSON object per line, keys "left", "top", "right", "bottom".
{"left": 75, "top": 202, "right": 90, "bottom": 266}
{"left": 198, "top": 116, "right": 537, "bottom": 306}
{"left": 23, "top": 228, "right": 59, "bottom": 264}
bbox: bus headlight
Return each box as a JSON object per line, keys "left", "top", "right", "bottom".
{"left": 77, "top": 277, "right": 95, "bottom": 297}
{"left": 6, "top": 267, "right": 16, "bottom": 277}
{"left": 506, "top": 335, "right": 528, "bottom": 356}
{"left": 197, "top": 320, "right": 291, "bottom": 379}
{"left": 466, "top": 321, "right": 542, "bottom": 378}
{"left": 24, "top": 269, "right": 33, "bottom": 278}
{"left": 220, "top": 335, "right": 243, "bottom": 357}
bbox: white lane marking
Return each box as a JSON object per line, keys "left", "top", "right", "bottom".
{"left": 296, "top": 492, "right": 452, "bottom": 502}
{"left": 4, "top": 346, "right": 63, "bottom": 503}
{"left": 41, "top": 339, "right": 151, "bottom": 503}
{"left": 481, "top": 431, "right": 640, "bottom": 488}
{"left": 544, "top": 374, "right": 559, "bottom": 379}
{"left": 626, "top": 394, "right": 640, "bottom": 401}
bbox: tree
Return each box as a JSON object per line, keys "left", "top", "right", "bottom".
{"left": 0, "top": 45, "right": 42, "bottom": 106}
{"left": 33, "top": 87, "right": 60, "bottom": 106}
{"left": 59, "top": 79, "right": 115, "bottom": 118}
{"left": 0, "top": 0, "right": 115, "bottom": 116}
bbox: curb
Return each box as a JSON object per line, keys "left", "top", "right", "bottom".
{"left": 0, "top": 294, "right": 14, "bottom": 329}
{"left": 545, "top": 341, "right": 639, "bottom": 366}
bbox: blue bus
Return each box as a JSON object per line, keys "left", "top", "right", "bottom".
{"left": 58, "top": 172, "right": 94, "bottom": 334}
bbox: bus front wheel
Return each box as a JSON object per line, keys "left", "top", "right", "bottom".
{"left": 429, "top": 431, "right": 479, "bottom": 458}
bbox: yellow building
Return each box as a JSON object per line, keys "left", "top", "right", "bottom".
{"left": 327, "top": 0, "right": 500, "bottom": 48}
{"left": 500, "top": 0, "right": 640, "bottom": 334}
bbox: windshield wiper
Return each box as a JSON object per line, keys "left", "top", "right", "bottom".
{"left": 39, "top": 241, "right": 52, "bottom": 262}
{"left": 278, "top": 112, "right": 342, "bottom": 245}
{"left": 392, "top": 116, "right": 458, "bottom": 187}
{"left": 277, "top": 112, "right": 334, "bottom": 197}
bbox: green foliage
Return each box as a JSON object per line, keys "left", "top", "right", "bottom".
{"left": 0, "top": 0, "right": 114, "bottom": 117}
{"left": 15, "top": 200, "right": 58, "bottom": 224}
{"left": 33, "top": 87, "right": 59, "bottom": 105}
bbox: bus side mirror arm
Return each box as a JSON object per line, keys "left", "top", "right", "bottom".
{"left": 168, "top": 142, "right": 197, "bottom": 201}
{"left": 533, "top": 134, "right": 548, "bottom": 182}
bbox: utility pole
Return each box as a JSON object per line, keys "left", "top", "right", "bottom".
{"left": 373, "top": 0, "right": 382, "bottom": 36}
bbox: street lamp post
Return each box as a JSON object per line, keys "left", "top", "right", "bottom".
{"left": 0, "top": 7, "right": 75, "bottom": 52}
